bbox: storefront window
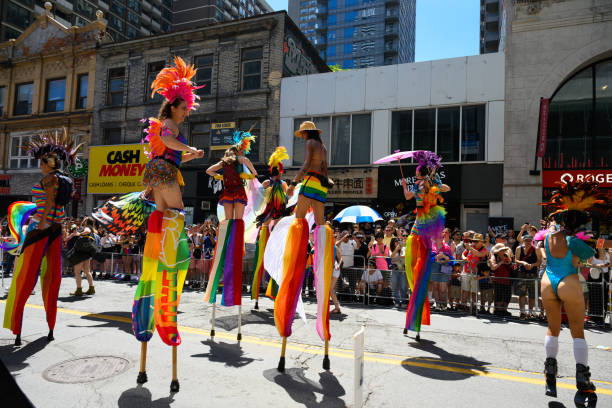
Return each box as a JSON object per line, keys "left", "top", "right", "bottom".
{"left": 594, "top": 60, "right": 612, "bottom": 168}
{"left": 461, "top": 105, "right": 486, "bottom": 161}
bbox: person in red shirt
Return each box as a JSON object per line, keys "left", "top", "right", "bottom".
{"left": 461, "top": 233, "right": 488, "bottom": 315}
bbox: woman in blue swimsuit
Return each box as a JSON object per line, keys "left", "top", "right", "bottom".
{"left": 540, "top": 181, "right": 605, "bottom": 408}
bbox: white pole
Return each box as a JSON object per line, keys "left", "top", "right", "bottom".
{"left": 354, "top": 326, "right": 365, "bottom": 408}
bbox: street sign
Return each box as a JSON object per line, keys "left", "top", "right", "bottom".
{"left": 354, "top": 326, "right": 365, "bottom": 408}
{"left": 211, "top": 122, "right": 236, "bottom": 150}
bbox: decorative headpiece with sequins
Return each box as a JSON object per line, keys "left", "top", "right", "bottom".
{"left": 268, "top": 146, "right": 289, "bottom": 174}
{"left": 150, "top": 56, "right": 203, "bottom": 111}
{"left": 412, "top": 150, "right": 442, "bottom": 174}
{"left": 233, "top": 129, "right": 257, "bottom": 154}
{"left": 22, "top": 127, "right": 83, "bottom": 167}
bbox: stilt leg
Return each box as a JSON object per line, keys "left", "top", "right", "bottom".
{"left": 254, "top": 300, "right": 259, "bottom": 310}
{"left": 170, "top": 346, "right": 179, "bottom": 393}
{"left": 14, "top": 334, "right": 21, "bottom": 346}
{"left": 137, "top": 342, "right": 148, "bottom": 384}
{"left": 210, "top": 303, "right": 216, "bottom": 338}
{"left": 416, "top": 332, "right": 421, "bottom": 342}
{"left": 278, "top": 337, "right": 287, "bottom": 372}
{"left": 322, "top": 340, "right": 330, "bottom": 370}
{"left": 47, "top": 329, "right": 54, "bottom": 342}
{"left": 403, "top": 328, "right": 408, "bottom": 335}
{"left": 237, "top": 305, "right": 242, "bottom": 341}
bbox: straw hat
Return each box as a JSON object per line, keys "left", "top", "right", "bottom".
{"left": 472, "top": 233, "right": 484, "bottom": 242}
{"left": 491, "top": 243, "right": 511, "bottom": 254}
{"left": 294, "top": 121, "right": 322, "bottom": 138}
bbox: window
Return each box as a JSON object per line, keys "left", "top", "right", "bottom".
{"left": 239, "top": 119, "right": 261, "bottom": 162}
{"left": 461, "top": 105, "right": 486, "bottom": 161}
{"left": 126, "top": 25, "right": 138, "bottom": 38}
{"left": 241, "top": 47, "right": 262, "bottom": 91}
{"left": 14, "top": 82, "right": 34, "bottom": 115}
{"left": 76, "top": 74, "right": 88, "bottom": 109}
{"left": 345, "top": 11, "right": 358, "bottom": 22}
{"left": 327, "top": 30, "right": 336, "bottom": 41}
{"left": 328, "top": 14, "right": 336, "bottom": 25}
{"left": 45, "top": 78, "right": 66, "bottom": 112}
{"left": 162, "top": 8, "right": 172, "bottom": 21}
{"left": 146, "top": 61, "right": 165, "bottom": 102}
{"left": 76, "top": 0, "right": 95, "bottom": 19}
{"left": 343, "top": 43, "right": 353, "bottom": 55}
{"left": 345, "top": 0, "right": 358, "bottom": 6}
{"left": 195, "top": 55, "right": 213, "bottom": 96}
{"left": 294, "top": 115, "right": 370, "bottom": 166}
{"left": 2, "top": 26, "right": 21, "bottom": 41}
{"left": 437, "top": 107, "right": 460, "bottom": 162}
{"left": 342, "top": 59, "right": 354, "bottom": 69}
{"left": 107, "top": 68, "right": 125, "bottom": 106}
{"left": 104, "top": 128, "right": 122, "bottom": 144}
{"left": 328, "top": 0, "right": 337, "bottom": 9}
{"left": 414, "top": 109, "right": 436, "bottom": 152}
{"left": 127, "top": 11, "right": 139, "bottom": 25}
{"left": 327, "top": 45, "right": 336, "bottom": 57}
{"left": 127, "top": 0, "right": 140, "bottom": 13}
{"left": 109, "top": 14, "right": 123, "bottom": 31}
{"left": 344, "top": 27, "right": 354, "bottom": 38}
{"left": 7, "top": 2, "right": 31, "bottom": 29}
{"left": 111, "top": 1, "right": 124, "bottom": 16}
{"left": 391, "top": 111, "right": 412, "bottom": 152}
{"left": 10, "top": 135, "right": 39, "bottom": 169}
{"left": 0, "top": 87, "right": 5, "bottom": 117}
{"left": 163, "top": 0, "right": 172, "bottom": 8}
{"left": 191, "top": 123, "right": 210, "bottom": 160}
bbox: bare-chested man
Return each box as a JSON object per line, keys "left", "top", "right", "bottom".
{"left": 287, "top": 121, "right": 330, "bottom": 226}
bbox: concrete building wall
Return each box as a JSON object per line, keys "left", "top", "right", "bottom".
{"left": 503, "top": 0, "right": 612, "bottom": 224}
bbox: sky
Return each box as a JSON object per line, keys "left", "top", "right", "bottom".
{"left": 265, "top": 0, "right": 480, "bottom": 62}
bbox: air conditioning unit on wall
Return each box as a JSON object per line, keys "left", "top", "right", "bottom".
{"left": 201, "top": 201, "right": 211, "bottom": 210}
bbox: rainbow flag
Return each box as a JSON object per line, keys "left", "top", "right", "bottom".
{"left": 274, "top": 218, "right": 309, "bottom": 338}
{"left": 154, "top": 209, "right": 189, "bottom": 346}
{"left": 221, "top": 219, "right": 244, "bottom": 306}
{"left": 313, "top": 225, "right": 333, "bottom": 341}
{"left": 0, "top": 201, "right": 37, "bottom": 254}
{"left": 251, "top": 225, "right": 269, "bottom": 300}
{"left": 204, "top": 220, "right": 231, "bottom": 304}
{"left": 132, "top": 210, "right": 162, "bottom": 342}
{"left": 4, "top": 224, "right": 62, "bottom": 335}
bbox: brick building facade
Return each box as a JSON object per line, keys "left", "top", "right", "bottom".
{"left": 89, "top": 11, "right": 328, "bottom": 223}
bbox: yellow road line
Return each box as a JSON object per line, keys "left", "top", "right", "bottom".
{"left": 2, "top": 300, "right": 611, "bottom": 395}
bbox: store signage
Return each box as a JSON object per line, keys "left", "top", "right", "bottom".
{"left": 88, "top": 144, "right": 149, "bottom": 194}
{"left": 68, "top": 158, "right": 88, "bottom": 178}
{"left": 0, "top": 174, "right": 10, "bottom": 194}
{"left": 211, "top": 122, "right": 236, "bottom": 150}
{"left": 488, "top": 217, "right": 514, "bottom": 235}
{"left": 542, "top": 170, "right": 612, "bottom": 188}
{"left": 536, "top": 98, "right": 550, "bottom": 157}
{"left": 284, "top": 168, "right": 378, "bottom": 199}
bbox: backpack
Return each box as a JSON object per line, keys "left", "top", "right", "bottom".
{"left": 51, "top": 171, "right": 74, "bottom": 206}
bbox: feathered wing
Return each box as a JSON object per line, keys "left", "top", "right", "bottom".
{"left": 142, "top": 117, "right": 168, "bottom": 159}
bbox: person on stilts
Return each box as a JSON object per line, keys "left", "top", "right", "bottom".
{"left": 2, "top": 128, "right": 81, "bottom": 346}
{"left": 538, "top": 181, "right": 606, "bottom": 408}
{"left": 204, "top": 131, "right": 258, "bottom": 341}
{"left": 131, "top": 56, "right": 204, "bottom": 393}
{"left": 401, "top": 151, "right": 450, "bottom": 342}
{"left": 251, "top": 147, "right": 291, "bottom": 310}
{"left": 275, "top": 121, "right": 334, "bottom": 372}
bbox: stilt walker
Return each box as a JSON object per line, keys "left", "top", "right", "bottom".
{"left": 251, "top": 147, "right": 291, "bottom": 310}
{"left": 2, "top": 129, "right": 82, "bottom": 346}
{"left": 205, "top": 132, "right": 258, "bottom": 340}
{"left": 129, "top": 56, "right": 204, "bottom": 392}
{"left": 400, "top": 151, "right": 450, "bottom": 341}
{"left": 275, "top": 121, "right": 334, "bottom": 372}
{"left": 538, "top": 181, "right": 607, "bottom": 408}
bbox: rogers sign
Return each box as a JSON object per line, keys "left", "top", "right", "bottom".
{"left": 543, "top": 170, "right": 612, "bottom": 188}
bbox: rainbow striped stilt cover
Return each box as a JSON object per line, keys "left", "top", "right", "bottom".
{"left": 274, "top": 218, "right": 309, "bottom": 338}
{"left": 313, "top": 225, "right": 333, "bottom": 341}
{"left": 0, "top": 201, "right": 37, "bottom": 254}
{"left": 251, "top": 225, "right": 269, "bottom": 300}
{"left": 3, "top": 224, "right": 62, "bottom": 335}
{"left": 204, "top": 219, "right": 244, "bottom": 306}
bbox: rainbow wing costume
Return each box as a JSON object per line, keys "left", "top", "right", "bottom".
{"left": 404, "top": 185, "right": 446, "bottom": 332}
{"left": 0, "top": 201, "right": 37, "bottom": 254}
{"left": 93, "top": 190, "right": 156, "bottom": 235}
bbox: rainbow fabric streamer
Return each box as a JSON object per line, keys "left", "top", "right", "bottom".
{"left": 217, "top": 178, "right": 266, "bottom": 244}
{"left": 251, "top": 225, "right": 269, "bottom": 300}
{"left": 132, "top": 209, "right": 189, "bottom": 346}
{"left": 0, "top": 201, "right": 37, "bottom": 254}
{"left": 274, "top": 218, "right": 309, "bottom": 338}
{"left": 93, "top": 190, "right": 156, "bottom": 235}
{"left": 313, "top": 225, "right": 333, "bottom": 341}
{"left": 265, "top": 277, "right": 279, "bottom": 299}
{"left": 204, "top": 219, "right": 245, "bottom": 306}
{"left": 404, "top": 194, "right": 446, "bottom": 332}
{"left": 3, "top": 224, "right": 62, "bottom": 335}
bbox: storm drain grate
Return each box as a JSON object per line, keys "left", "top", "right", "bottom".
{"left": 43, "top": 356, "right": 130, "bottom": 384}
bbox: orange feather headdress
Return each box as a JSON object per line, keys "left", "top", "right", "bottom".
{"left": 539, "top": 180, "right": 607, "bottom": 219}
{"left": 150, "top": 56, "right": 202, "bottom": 111}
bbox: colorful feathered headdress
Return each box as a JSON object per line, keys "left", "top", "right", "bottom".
{"left": 412, "top": 150, "right": 442, "bottom": 174}
{"left": 539, "top": 181, "right": 607, "bottom": 219}
{"left": 233, "top": 130, "right": 256, "bottom": 154}
{"left": 150, "top": 56, "right": 202, "bottom": 111}
{"left": 22, "top": 127, "right": 83, "bottom": 167}
{"left": 268, "top": 146, "right": 289, "bottom": 174}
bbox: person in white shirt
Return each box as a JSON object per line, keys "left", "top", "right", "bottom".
{"left": 358, "top": 259, "right": 384, "bottom": 296}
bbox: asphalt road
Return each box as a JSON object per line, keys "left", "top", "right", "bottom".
{"left": 1, "top": 277, "right": 611, "bottom": 408}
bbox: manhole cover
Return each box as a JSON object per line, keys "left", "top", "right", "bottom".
{"left": 43, "top": 356, "right": 130, "bottom": 384}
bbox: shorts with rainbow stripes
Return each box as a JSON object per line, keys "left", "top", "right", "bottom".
{"left": 299, "top": 171, "right": 328, "bottom": 203}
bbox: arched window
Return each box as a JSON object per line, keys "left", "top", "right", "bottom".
{"left": 545, "top": 59, "right": 612, "bottom": 169}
